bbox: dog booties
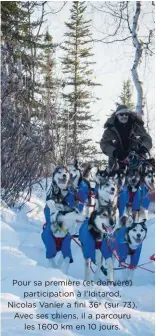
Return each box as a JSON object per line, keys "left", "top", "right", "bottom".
{"left": 79, "top": 220, "right": 113, "bottom": 263}
{"left": 41, "top": 223, "right": 73, "bottom": 263}
{"left": 114, "top": 227, "right": 142, "bottom": 267}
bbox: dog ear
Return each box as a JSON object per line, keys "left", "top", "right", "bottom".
{"left": 140, "top": 221, "right": 147, "bottom": 231}
{"left": 140, "top": 222, "right": 147, "bottom": 241}
{"left": 126, "top": 216, "right": 133, "bottom": 227}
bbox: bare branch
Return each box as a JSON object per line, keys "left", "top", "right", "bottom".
{"left": 93, "top": 35, "right": 131, "bottom": 44}
{"left": 45, "top": 2, "right": 67, "bottom": 16}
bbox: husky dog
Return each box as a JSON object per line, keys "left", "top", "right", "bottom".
{"left": 139, "top": 159, "right": 155, "bottom": 190}
{"left": 79, "top": 204, "right": 117, "bottom": 282}
{"left": 67, "top": 159, "right": 82, "bottom": 189}
{"left": 114, "top": 222, "right": 147, "bottom": 281}
{"left": 50, "top": 208, "right": 84, "bottom": 237}
{"left": 89, "top": 206, "right": 116, "bottom": 237}
{"left": 81, "top": 163, "right": 99, "bottom": 216}
{"left": 42, "top": 207, "right": 84, "bottom": 273}
{"left": 96, "top": 168, "right": 109, "bottom": 186}
{"left": 97, "top": 177, "right": 117, "bottom": 209}
{"left": 144, "top": 170, "right": 155, "bottom": 190}
{"left": 43, "top": 165, "right": 82, "bottom": 273}
{"left": 125, "top": 160, "right": 155, "bottom": 223}
{"left": 118, "top": 169, "right": 140, "bottom": 226}
{"left": 83, "top": 163, "right": 99, "bottom": 189}
{"left": 119, "top": 157, "right": 154, "bottom": 226}
{"left": 111, "top": 163, "right": 128, "bottom": 192}
{"left": 46, "top": 165, "right": 70, "bottom": 204}
{"left": 135, "top": 160, "right": 155, "bottom": 222}
{"left": 126, "top": 170, "right": 141, "bottom": 192}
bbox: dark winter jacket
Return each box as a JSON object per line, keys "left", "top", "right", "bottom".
{"left": 100, "top": 112, "right": 152, "bottom": 165}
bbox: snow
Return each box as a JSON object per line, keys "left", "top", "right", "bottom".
{"left": 1, "top": 182, "right": 155, "bottom": 336}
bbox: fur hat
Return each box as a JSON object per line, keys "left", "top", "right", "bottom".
{"left": 115, "top": 104, "right": 131, "bottom": 116}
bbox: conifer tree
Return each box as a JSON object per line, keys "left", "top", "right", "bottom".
{"left": 39, "top": 31, "right": 61, "bottom": 166}
{"left": 61, "top": 1, "right": 100, "bottom": 162}
{"left": 119, "top": 79, "right": 135, "bottom": 109}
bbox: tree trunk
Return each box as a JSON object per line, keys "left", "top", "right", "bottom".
{"left": 131, "top": 1, "right": 144, "bottom": 115}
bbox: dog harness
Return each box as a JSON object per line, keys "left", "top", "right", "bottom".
{"left": 95, "top": 240, "right": 102, "bottom": 250}
{"left": 42, "top": 180, "right": 98, "bottom": 262}
{"left": 79, "top": 220, "right": 113, "bottom": 263}
{"left": 128, "top": 191, "right": 135, "bottom": 204}
{"left": 118, "top": 184, "right": 150, "bottom": 217}
{"left": 42, "top": 187, "right": 76, "bottom": 263}
{"left": 44, "top": 187, "right": 77, "bottom": 225}
{"left": 55, "top": 237, "right": 66, "bottom": 252}
{"left": 76, "top": 178, "right": 98, "bottom": 214}
{"left": 41, "top": 222, "right": 73, "bottom": 263}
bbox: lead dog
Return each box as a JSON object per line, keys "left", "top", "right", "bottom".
{"left": 46, "top": 165, "right": 70, "bottom": 204}
{"left": 45, "top": 165, "right": 77, "bottom": 223}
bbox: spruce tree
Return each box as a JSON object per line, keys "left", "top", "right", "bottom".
{"left": 39, "top": 31, "right": 61, "bottom": 166}
{"left": 61, "top": 1, "right": 100, "bottom": 162}
{"left": 119, "top": 79, "right": 135, "bottom": 109}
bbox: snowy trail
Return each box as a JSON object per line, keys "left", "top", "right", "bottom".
{"left": 1, "top": 185, "right": 155, "bottom": 336}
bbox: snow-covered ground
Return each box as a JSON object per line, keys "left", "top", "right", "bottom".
{"left": 1, "top": 182, "right": 155, "bottom": 336}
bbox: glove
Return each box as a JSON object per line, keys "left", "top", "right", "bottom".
{"left": 138, "top": 146, "right": 147, "bottom": 155}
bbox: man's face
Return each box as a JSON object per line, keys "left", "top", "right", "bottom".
{"left": 117, "top": 113, "right": 129, "bottom": 124}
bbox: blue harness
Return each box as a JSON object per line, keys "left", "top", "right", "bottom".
{"left": 76, "top": 178, "right": 98, "bottom": 213}
{"left": 42, "top": 187, "right": 76, "bottom": 262}
{"left": 114, "top": 227, "right": 142, "bottom": 267}
{"left": 42, "top": 181, "right": 98, "bottom": 262}
{"left": 41, "top": 221, "right": 73, "bottom": 262}
{"left": 79, "top": 220, "right": 113, "bottom": 263}
{"left": 118, "top": 183, "right": 150, "bottom": 217}
{"left": 79, "top": 224, "right": 142, "bottom": 267}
